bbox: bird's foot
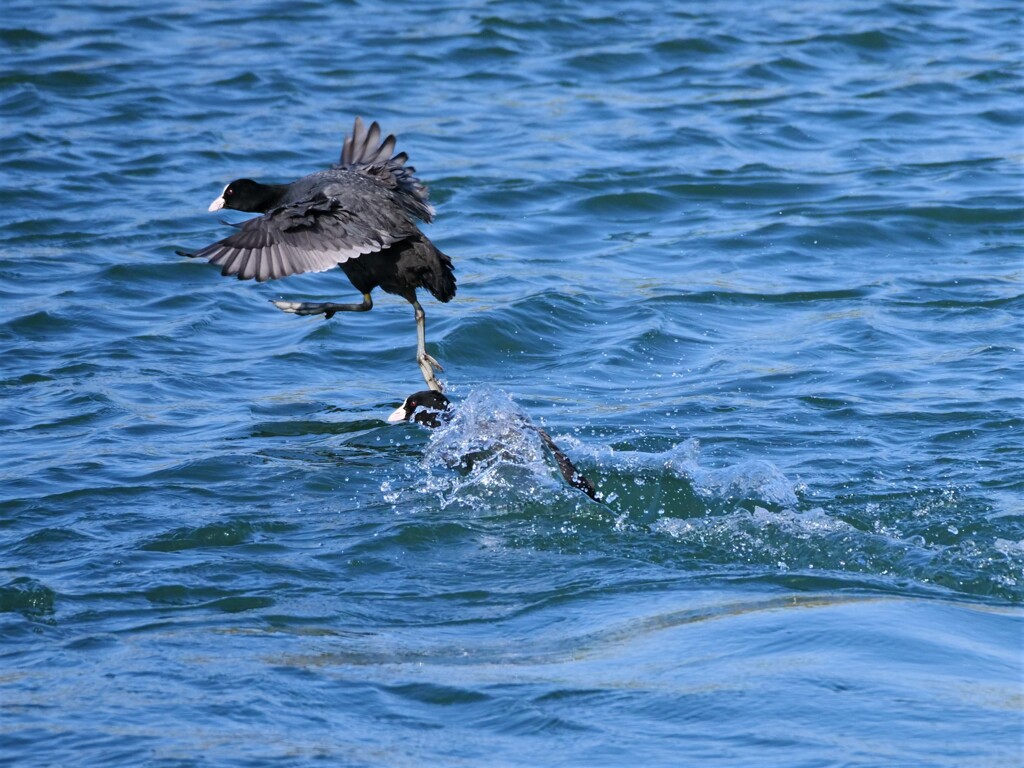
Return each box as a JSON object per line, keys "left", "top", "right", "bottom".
{"left": 418, "top": 353, "right": 445, "bottom": 393}
{"left": 419, "top": 352, "right": 444, "bottom": 373}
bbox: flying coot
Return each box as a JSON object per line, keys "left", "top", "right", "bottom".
{"left": 388, "top": 390, "right": 602, "bottom": 502}
{"left": 178, "top": 117, "right": 455, "bottom": 392}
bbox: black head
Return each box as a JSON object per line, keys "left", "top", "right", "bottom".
{"left": 208, "top": 178, "right": 279, "bottom": 213}
{"left": 387, "top": 390, "right": 451, "bottom": 428}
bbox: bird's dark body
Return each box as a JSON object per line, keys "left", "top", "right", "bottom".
{"left": 179, "top": 117, "right": 455, "bottom": 391}
{"left": 340, "top": 235, "right": 455, "bottom": 304}
{"left": 180, "top": 119, "right": 455, "bottom": 302}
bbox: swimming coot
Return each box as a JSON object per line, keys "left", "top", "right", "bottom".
{"left": 177, "top": 117, "right": 455, "bottom": 392}
{"left": 388, "top": 390, "right": 602, "bottom": 502}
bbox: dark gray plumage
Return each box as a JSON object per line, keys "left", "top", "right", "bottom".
{"left": 178, "top": 117, "right": 456, "bottom": 391}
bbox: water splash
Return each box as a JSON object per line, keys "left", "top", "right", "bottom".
{"left": 416, "top": 387, "right": 574, "bottom": 509}
{"left": 670, "top": 447, "right": 800, "bottom": 509}
{"left": 376, "top": 392, "right": 1021, "bottom": 601}
{"left": 563, "top": 437, "right": 802, "bottom": 519}
{"left": 453, "top": 432, "right": 1023, "bottom": 601}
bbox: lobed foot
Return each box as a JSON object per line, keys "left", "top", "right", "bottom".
{"left": 420, "top": 352, "right": 444, "bottom": 373}
{"left": 271, "top": 299, "right": 370, "bottom": 319}
{"left": 418, "top": 353, "right": 445, "bottom": 393}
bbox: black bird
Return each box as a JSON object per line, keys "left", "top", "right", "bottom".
{"left": 388, "top": 390, "right": 602, "bottom": 502}
{"left": 387, "top": 389, "right": 452, "bottom": 428}
{"left": 178, "top": 117, "right": 455, "bottom": 392}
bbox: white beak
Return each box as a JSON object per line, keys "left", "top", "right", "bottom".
{"left": 208, "top": 195, "right": 225, "bottom": 212}
{"left": 386, "top": 403, "right": 409, "bottom": 423}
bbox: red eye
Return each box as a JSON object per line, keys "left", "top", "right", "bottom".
{"left": 226, "top": 188, "right": 234, "bottom": 196}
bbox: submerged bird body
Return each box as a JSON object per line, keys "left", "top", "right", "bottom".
{"left": 388, "top": 390, "right": 602, "bottom": 502}
{"left": 180, "top": 118, "right": 455, "bottom": 391}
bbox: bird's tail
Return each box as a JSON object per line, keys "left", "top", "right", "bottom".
{"left": 400, "top": 236, "right": 456, "bottom": 303}
{"left": 337, "top": 116, "right": 435, "bottom": 224}
{"left": 422, "top": 241, "right": 457, "bottom": 303}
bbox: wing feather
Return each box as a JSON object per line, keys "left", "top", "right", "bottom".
{"left": 334, "top": 117, "right": 434, "bottom": 223}
{"left": 218, "top": 249, "right": 245, "bottom": 277}
{"left": 187, "top": 194, "right": 413, "bottom": 282}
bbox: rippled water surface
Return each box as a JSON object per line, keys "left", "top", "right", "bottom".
{"left": 2, "top": 1, "right": 1022, "bottom": 765}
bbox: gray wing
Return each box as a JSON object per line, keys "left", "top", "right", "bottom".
{"left": 187, "top": 195, "right": 411, "bottom": 282}
{"left": 334, "top": 116, "right": 434, "bottom": 223}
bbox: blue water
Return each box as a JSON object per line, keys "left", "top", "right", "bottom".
{"left": 2, "top": 1, "right": 1022, "bottom": 765}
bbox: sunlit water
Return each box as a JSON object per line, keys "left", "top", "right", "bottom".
{"left": 1, "top": 1, "right": 1021, "bottom": 765}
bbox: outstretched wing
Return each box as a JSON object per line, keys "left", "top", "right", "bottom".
{"left": 334, "top": 116, "right": 435, "bottom": 224}
{"left": 182, "top": 195, "right": 409, "bottom": 282}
